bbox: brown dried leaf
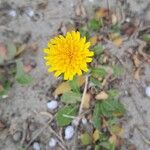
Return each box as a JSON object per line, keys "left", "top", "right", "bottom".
{"left": 53, "top": 82, "right": 71, "bottom": 96}
{"left": 0, "top": 43, "right": 7, "bottom": 59}
{"left": 133, "top": 68, "right": 141, "bottom": 80}
{"left": 112, "top": 37, "right": 123, "bottom": 46}
{"left": 95, "top": 91, "right": 108, "bottom": 100}
{"left": 0, "top": 120, "right": 5, "bottom": 130}
{"left": 75, "top": 4, "right": 86, "bottom": 17}
{"left": 53, "top": 76, "right": 85, "bottom": 96}
{"left": 23, "top": 64, "right": 33, "bottom": 73}
{"left": 89, "top": 35, "right": 98, "bottom": 46}
{"left": 112, "top": 14, "right": 118, "bottom": 25}
{"left": 82, "top": 93, "right": 91, "bottom": 109}
{"left": 132, "top": 54, "right": 141, "bottom": 67}
{"left": 109, "top": 134, "right": 117, "bottom": 145}
{"left": 95, "top": 8, "right": 109, "bottom": 19}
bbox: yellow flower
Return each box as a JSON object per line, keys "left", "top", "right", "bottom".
{"left": 44, "top": 31, "right": 94, "bottom": 80}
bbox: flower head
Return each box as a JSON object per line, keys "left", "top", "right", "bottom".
{"left": 44, "top": 31, "right": 94, "bottom": 80}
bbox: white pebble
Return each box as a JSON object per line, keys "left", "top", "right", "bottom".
{"left": 48, "top": 138, "right": 57, "bottom": 148}
{"left": 126, "top": 17, "right": 131, "bottom": 22}
{"left": 47, "top": 100, "right": 58, "bottom": 110}
{"left": 145, "top": 86, "right": 150, "bottom": 98}
{"left": 64, "top": 126, "right": 74, "bottom": 140}
{"left": 89, "top": 0, "right": 94, "bottom": 2}
{"left": 81, "top": 118, "right": 88, "bottom": 125}
{"left": 26, "top": 9, "right": 34, "bottom": 17}
{"left": 33, "top": 142, "right": 40, "bottom": 150}
{"left": 8, "top": 10, "right": 17, "bottom": 17}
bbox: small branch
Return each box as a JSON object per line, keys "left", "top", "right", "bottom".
{"left": 78, "top": 75, "right": 88, "bottom": 115}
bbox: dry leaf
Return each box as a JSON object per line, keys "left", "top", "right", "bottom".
{"left": 53, "top": 76, "right": 85, "bottom": 96}
{"left": 93, "top": 129, "right": 100, "bottom": 143}
{"left": 95, "top": 8, "right": 109, "bottom": 19}
{"left": 15, "top": 44, "right": 27, "bottom": 57}
{"left": 65, "top": 22, "right": 75, "bottom": 32}
{"left": 132, "top": 54, "right": 141, "bottom": 67}
{"left": 82, "top": 93, "right": 91, "bottom": 109}
{"left": 0, "top": 85, "right": 4, "bottom": 92}
{"left": 89, "top": 35, "right": 98, "bottom": 46}
{"left": 77, "top": 76, "right": 85, "bottom": 86}
{"left": 112, "top": 14, "right": 118, "bottom": 25}
{"left": 95, "top": 91, "right": 108, "bottom": 100}
{"left": 23, "top": 64, "right": 33, "bottom": 73}
{"left": 75, "top": 4, "right": 86, "bottom": 17}
{"left": 112, "top": 37, "right": 123, "bottom": 46}
{"left": 0, "top": 120, "right": 5, "bottom": 130}
{"left": 53, "top": 82, "right": 71, "bottom": 96}
{"left": 0, "top": 43, "right": 7, "bottom": 59}
{"left": 109, "top": 134, "right": 117, "bottom": 145}
{"left": 133, "top": 68, "right": 141, "bottom": 80}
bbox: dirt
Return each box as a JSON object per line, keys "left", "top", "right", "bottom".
{"left": 0, "top": 0, "right": 150, "bottom": 150}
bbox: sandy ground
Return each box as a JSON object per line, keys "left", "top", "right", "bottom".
{"left": 0, "top": 0, "right": 150, "bottom": 150}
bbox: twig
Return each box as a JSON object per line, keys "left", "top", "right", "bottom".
{"left": 78, "top": 75, "right": 89, "bottom": 115}
{"left": 135, "top": 125, "right": 150, "bottom": 145}
{"left": 25, "top": 117, "right": 54, "bottom": 150}
{"left": 48, "top": 126, "right": 68, "bottom": 150}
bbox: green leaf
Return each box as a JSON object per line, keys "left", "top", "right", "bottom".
{"left": 93, "top": 102, "right": 101, "bottom": 129}
{"left": 113, "top": 65, "right": 124, "bottom": 76}
{"left": 91, "top": 68, "right": 107, "bottom": 78}
{"left": 99, "top": 142, "right": 115, "bottom": 150}
{"left": 143, "top": 34, "right": 150, "bottom": 42}
{"left": 92, "top": 44, "right": 104, "bottom": 55}
{"left": 100, "top": 99, "right": 125, "bottom": 117}
{"left": 7, "top": 42, "right": 17, "bottom": 60}
{"left": 61, "top": 91, "right": 81, "bottom": 104}
{"left": 69, "top": 76, "right": 80, "bottom": 93}
{"left": 107, "top": 89, "right": 118, "bottom": 99}
{"left": 0, "top": 82, "right": 11, "bottom": 97}
{"left": 90, "top": 76, "right": 101, "bottom": 87}
{"left": 56, "top": 106, "right": 77, "bottom": 127}
{"left": 80, "top": 133, "right": 92, "bottom": 145}
{"left": 79, "top": 26, "right": 90, "bottom": 39}
{"left": 88, "top": 19, "right": 102, "bottom": 31}
{"left": 15, "top": 60, "right": 33, "bottom": 85}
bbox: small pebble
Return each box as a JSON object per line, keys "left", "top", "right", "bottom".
{"left": 26, "top": 8, "right": 34, "bottom": 17}
{"left": 64, "top": 126, "right": 74, "bottom": 140}
{"left": 33, "top": 142, "right": 40, "bottom": 150}
{"left": 48, "top": 138, "right": 57, "bottom": 148}
{"left": 145, "top": 86, "right": 150, "bottom": 98}
{"left": 89, "top": 0, "right": 94, "bottom": 2}
{"left": 8, "top": 10, "right": 17, "bottom": 17}
{"left": 81, "top": 117, "right": 88, "bottom": 125}
{"left": 13, "top": 131, "right": 22, "bottom": 142}
{"left": 47, "top": 100, "right": 58, "bottom": 110}
{"left": 126, "top": 17, "right": 131, "bottom": 22}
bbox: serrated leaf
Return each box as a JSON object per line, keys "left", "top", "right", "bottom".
{"left": 80, "top": 26, "right": 90, "bottom": 39}
{"left": 15, "top": 60, "right": 33, "bottom": 84}
{"left": 69, "top": 76, "right": 80, "bottom": 93}
{"left": 81, "top": 133, "right": 92, "bottom": 145}
{"left": 107, "top": 89, "right": 118, "bottom": 99}
{"left": 93, "top": 102, "right": 101, "bottom": 129}
{"left": 90, "top": 76, "right": 101, "bottom": 87}
{"left": 88, "top": 19, "right": 102, "bottom": 31}
{"left": 56, "top": 106, "right": 77, "bottom": 127}
{"left": 7, "top": 42, "right": 17, "bottom": 60}
{"left": 61, "top": 91, "right": 81, "bottom": 104}
{"left": 143, "top": 34, "right": 150, "bottom": 42}
{"left": 92, "top": 44, "right": 104, "bottom": 55}
{"left": 91, "top": 68, "right": 107, "bottom": 78}
{"left": 113, "top": 65, "right": 124, "bottom": 76}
